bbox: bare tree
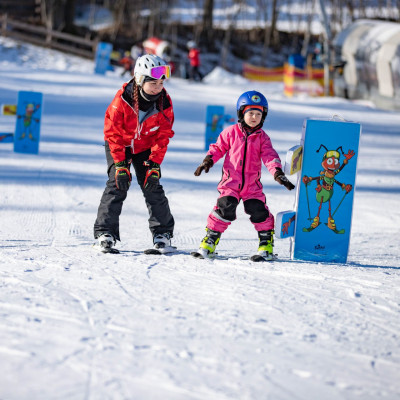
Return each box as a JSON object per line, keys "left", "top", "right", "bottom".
{"left": 40, "top": 0, "right": 64, "bottom": 31}
{"left": 110, "top": 0, "right": 127, "bottom": 41}
{"left": 202, "top": 0, "right": 214, "bottom": 43}
{"left": 302, "top": 0, "right": 317, "bottom": 56}
{"left": 269, "top": 0, "right": 280, "bottom": 48}
{"left": 257, "top": 0, "right": 271, "bottom": 66}
{"left": 124, "top": 0, "right": 147, "bottom": 43}
{"left": 220, "top": 0, "right": 243, "bottom": 69}
{"left": 64, "top": 0, "right": 76, "bottom": 34}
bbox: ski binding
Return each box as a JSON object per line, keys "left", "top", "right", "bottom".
{"left": 144, "top": 246, "right": 177, "bottom": 255}
{"left": 92, "top": 244, "right": 120, "bottom": 254}
{"left": 250, "top": 253, "right": 277, "bottom": 262}
{"left": 190, "top": 246, "right": 218, "bottom": 259}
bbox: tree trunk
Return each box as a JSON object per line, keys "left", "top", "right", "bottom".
{"left": 258, "top": 0, "right": 270, "bottom": 66}
{"left": 64, "top": 0, "right": 76, "bottom": 34}
{"left": 220, "top": 2, "right": 242, "bottom": 70}
{"left": 201, "top": 0, "right": 213, "bottom": 46}
{"left": 202, "top": 0, "right": 213, "bottom": 33}
{"left": 269, "top": 0, "right": 279, "bottom": 47}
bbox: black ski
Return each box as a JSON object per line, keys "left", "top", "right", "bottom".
{"left": 190, "top": 251, "right": 227, "bottom": 260}
{"left": 191, "top": 251, "right": 205, "bottom": 259}
{"left": 93, "top": 244, "right": 120, "bottom": 254}
{"left": 144, "top": 248, "right": 163, "bottom": 255}
{"left": 250, "top": 254, "right": 277, "bottom": 262}
{"left": 144, "top": 246, "right": 177, "bottom": 255}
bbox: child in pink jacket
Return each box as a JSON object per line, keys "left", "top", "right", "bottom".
{"left": 193, "top": 90, "right": 295, "bottom": 260}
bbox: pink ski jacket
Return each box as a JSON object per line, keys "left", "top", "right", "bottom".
{"left": 207, "top": 123, "right": 282, "bottom": 200}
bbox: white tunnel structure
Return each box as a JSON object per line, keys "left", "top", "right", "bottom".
{"left": 333, "top": 19, "right": 400, "bottom": 111}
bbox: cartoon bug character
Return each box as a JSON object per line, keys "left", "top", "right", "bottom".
{"left": 302, "top": 145, "right": 355, "bottom": 234}
{"left": 17, "top": 103, "right": 40, "bottom": 140}
{"left": 211, "top": 113, "right": 222, "bottom": 132}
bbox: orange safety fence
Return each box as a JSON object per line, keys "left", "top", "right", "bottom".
{"left": 283, "top": 63, "right": 329, "bottom": 97}
{"left": 242, "top": 63, "right": 285, "bottom": 82}
{"left": 242, "top": 62, "right": 333, "bottom": 96}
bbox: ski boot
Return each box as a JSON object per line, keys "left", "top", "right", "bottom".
{"left": 144, "top": 232, "right": 175, "bottom": 255}
{"left": 143, "top": 232, "right": 176, "bottom": 255}
{"left": 153, "top": 232, "right": 172, "bottom": 251}
{"left": 192, "top": 228, "right": 221, "bottom": 259}
{"left": 251, "top": 230, "right": 275, "bottom": 262}
{"left": 96, "top": 233, "right": 119, "bottom": 254}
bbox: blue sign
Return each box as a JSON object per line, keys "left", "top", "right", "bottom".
{"left": 95, "top": 42, "right": 113, "bottom": 75}
{"left": 276, "top": 210, "right": 296, "bottom": 239}
{"left": 0, "top": 133, "right": 13, "bottom": 143}
{"left": 14, "top": 91, "right": 43, "bottom": 154}
{"left": 288, "top": 53, "right": 305, "bottom": 69}
{"left": 205, "top": 105, "right": 225, "bottom": 150}
{"left": 292, "top": 118, "right": 361, "bottom": 263}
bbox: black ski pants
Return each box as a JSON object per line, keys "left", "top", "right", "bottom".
{"left": 94, "top": 142, "right": 174, "bottom": 241}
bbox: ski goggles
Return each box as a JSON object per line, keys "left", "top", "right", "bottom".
{"left": 149, "top": 65, "right": 171, "bottom": 80}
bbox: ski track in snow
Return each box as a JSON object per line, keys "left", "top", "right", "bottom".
{"left": 0, "top": 37, "right": 400, "bottom": 399}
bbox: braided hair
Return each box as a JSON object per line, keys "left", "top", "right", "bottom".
{"left": 132, "top": 80, "right": 165, "bottom": 113}
{"left": 132, "top": 81, "right": 140, "bottom": 118}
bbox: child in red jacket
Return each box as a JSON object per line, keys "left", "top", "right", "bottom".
{"left": 94, "top": 54, "right": 175, "bottom": 253}
{"left": 187, "top": 41, "right": 203, "bottom": 82}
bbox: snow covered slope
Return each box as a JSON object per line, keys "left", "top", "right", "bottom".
{"left": 0, "top": 37, "right": 399, "bottom": 399}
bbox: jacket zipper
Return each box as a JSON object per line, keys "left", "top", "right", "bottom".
{"left": 241, "top": 135, "right": 248, "bottom": 191}
{"left": 122, "top": 93, "right": 143, "bottom": 147}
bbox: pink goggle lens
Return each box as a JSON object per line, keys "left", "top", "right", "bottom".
{"left": 150, "top": 65, "right": 171, "bottom": 79}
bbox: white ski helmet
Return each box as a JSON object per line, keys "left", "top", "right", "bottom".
{"left": 187, "top": 40, "right": 196, "bottom": 49}
{"left": 134, "top": 54, "right": 170, "bottom": 86}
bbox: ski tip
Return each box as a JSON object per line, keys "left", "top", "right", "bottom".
{"left": 144, "top": 248, "right": 162, "bottom": 255}
{"left": 92, "top": 244, "right": 120, "bottom": 254}
{"left": 191, "top": 251, "right": 205, "bottom": 259}
{"left": 144, "top": 246, "right": 177, "bottom": 255}
{"left": 250, "top": 253, "right": 277, "bottom": 262}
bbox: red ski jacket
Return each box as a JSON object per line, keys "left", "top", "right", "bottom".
{"left": 188, "top": 48, "right": 200, "bottom": 67}
{"left": 104, "top": 81, "right": 174, "bottom": 164}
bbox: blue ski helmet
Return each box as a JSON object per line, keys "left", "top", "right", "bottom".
{"left": 236, "top": 90, "right": 268, "bottom": 123}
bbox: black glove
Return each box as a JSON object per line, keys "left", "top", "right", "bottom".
{"left": 115, "top": 160, "right": 131, "bottom": 191}
{"left": 143, "top": 160, "right": 161, "bottom": 191}
{"left": 194, "top": 155, "right": 214, "bottom": 176}
{"left": 274, "top": 168, "right": 295, "bottom": 191}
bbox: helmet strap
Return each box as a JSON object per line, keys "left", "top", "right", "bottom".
{"left": 135, "top": 74, "right": 145, "bottom": 86}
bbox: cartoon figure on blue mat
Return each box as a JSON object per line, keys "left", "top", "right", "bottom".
{"left": 302, "top": 144, "right": 355, "bottom": 234}
{"left": 17, "top": 103, "right": 41, "bottom": 141}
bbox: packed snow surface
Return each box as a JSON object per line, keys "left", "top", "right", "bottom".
{"left": 0, "top": 37, "right": 399, "bottom": 399}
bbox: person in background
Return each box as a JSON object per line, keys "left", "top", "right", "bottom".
{"left": 193, "top": 90, "right": 295, "bottom": 260}
{"left": 187, "top": 41, "right": 203, "bottom": 82}
{"left": 94, "top": 54, "right": 175, "bottom": 254}
{"left": 119, "top": 51, "right": 134, "bottom": 77}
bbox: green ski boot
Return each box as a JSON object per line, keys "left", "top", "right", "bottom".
{"left": 192, "top": 228, "right": 222, "bottom": 259}
{"left": 251, "top": 230, "right": 275, "bottom": 261}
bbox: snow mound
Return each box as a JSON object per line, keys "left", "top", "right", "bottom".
{"left": 0, "top": 36, "right": 94, "bottom": 73}
{"left": 203, "top": 66, "right": 249, "bottom": 84}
